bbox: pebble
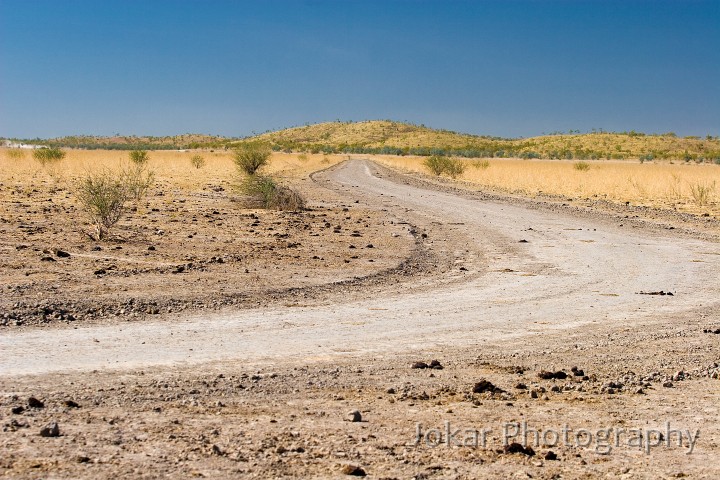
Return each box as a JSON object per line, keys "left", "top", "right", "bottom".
{"left": 40, "top": 422, "right": 60, "bottom": 438}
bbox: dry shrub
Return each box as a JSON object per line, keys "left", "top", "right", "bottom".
{"left": 190, "top": 155, "right": 206, "bottom": 169}
{"left": 240, "top": 175, "right": 305, "bottom": 211}
{"left": 574, "top": 161, "right": 591, "bottom": 171}
{"left": 77, "top": 170, "right": 129, "bottom": 240}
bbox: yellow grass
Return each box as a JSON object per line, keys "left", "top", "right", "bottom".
{"left": 2, "top": 148, "right": 718, "bottom": 218}
{"left": 372, "top": 155, "right": 720, "bottom": 217}
{"left": 0, "top": 148, "right": 343, "bottom": 193}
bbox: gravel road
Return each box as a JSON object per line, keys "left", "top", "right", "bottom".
{"left": 2, "top": 159, "right": 718, "bottom": 376}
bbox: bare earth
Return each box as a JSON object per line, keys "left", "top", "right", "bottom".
{"left": 1, "top": 160, "right": 719, "bottom": 479}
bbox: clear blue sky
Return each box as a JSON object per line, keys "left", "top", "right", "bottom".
{"left": 1, "top": 0, "right": 718, "bottom": 139}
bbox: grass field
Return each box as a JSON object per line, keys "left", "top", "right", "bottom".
{"left": 0, "top": 148, "right": 343, "bottom": 193}
{"left": 2, "top": 148, "right": 718, "bottom": 218}
{"left": 373, "top": 155, "right": 720, "bottom": 217}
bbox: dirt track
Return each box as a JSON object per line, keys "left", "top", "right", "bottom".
{"left": 1, "top": 160, "right": 720, "bottom": 478}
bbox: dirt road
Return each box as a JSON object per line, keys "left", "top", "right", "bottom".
{"left": 2, "top": 160, "right": 718, "bottom": 375}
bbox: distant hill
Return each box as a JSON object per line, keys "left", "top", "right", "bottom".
{"left": 5, "top": 120, "right": 720, "bottom": 161}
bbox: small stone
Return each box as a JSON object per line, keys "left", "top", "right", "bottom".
{"left": 411, "top": 361, "right": 428, "bottom": 369}
{"left": 341, "top": 464, "right": 367, "bottom": 476}
{"left": 64, "top": 400, "right": 81, "bottom": 408}
{"left": 545, "top": 451, "right": 558, "bottom": 461}
{"left": 429, "top": 360, "right": 444, "bottom": 370}
{"left": 386, "top": 388, "right": 396, "bottom": 394}
{"left": 348, "top": 410, "right": 362, "bottom": 422}
{"left": 28, "top": 397, "right": 44, "bottom": 409}
{"left": 473, "top": 379, "right": 503, "bottom": 394}
{"left": 663, "top": 381, "right": 674, "bottom": 388}
{"left": 40, "top": 422, "right": 60, "bottom": 437}
{"left": 55, "top": 250, "right": 70, "bottom": 258}
{"left": 504, "top": 442, "right": 535, "bottom": 456}
{"left": 11, "top": 406, "right": 25, "bottom": 414}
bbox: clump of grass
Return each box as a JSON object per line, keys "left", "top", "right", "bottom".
{"left": 240, "top": 175, "right": 305, "bottom": 211}
{"left": 424, "top": 155, "right": 466, "bottom": 179}
{"left": 473, "top": 159, "right": 490, "bottom": 169}
{"left": 297, "top": 153, "right": 308, "bottom": 162}
{"left": 33, "top": 147, "right": 66, "bottom": 166}
{"left": 190, "top": 154, "right": 206, "bottom": 169}
{"left": 233, "top": 142, "right": 271, "bottom": 175}
{"left": 76, "top": 170, "right": 129, "bottom": 240}
{"left": 6, "top": 149, "right": 25, "bottom": 160}
{"left": 573, "top": 161, "right": 591, "bottom": 171}
{"left": 690, "top": 180, "right": 716, "bottom": 206}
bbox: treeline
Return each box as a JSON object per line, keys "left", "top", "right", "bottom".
{"left": 262, "top": 141, "right": 720, "bottom": 163}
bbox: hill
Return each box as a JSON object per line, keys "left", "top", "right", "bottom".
{"left": 4, "top": 121, "right": 720, "bottom": 161}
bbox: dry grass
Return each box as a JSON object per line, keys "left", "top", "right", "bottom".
{"left": 373, "top": 155, "right": 720, "bottom": 216}
{"left": 3, "top": 148, "right": 718, "bottom": 218}
{"left": 0, "top": 148, "right": 343, "bottom": 193}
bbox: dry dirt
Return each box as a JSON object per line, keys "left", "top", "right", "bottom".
{"left": 1, "top": 160, "right": 720, "bottom": 479}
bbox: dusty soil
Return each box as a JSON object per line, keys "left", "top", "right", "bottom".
{"left": 0, "top": 168, "right": 418, "bottom": 328}
{"left": 1, "top": 160, "right": 720, "bottom": 479}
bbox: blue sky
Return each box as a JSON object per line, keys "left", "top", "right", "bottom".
{"left": 1, "top": 0, "right": 718, "bottom": 139}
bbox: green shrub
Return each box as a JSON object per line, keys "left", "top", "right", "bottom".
{"left": 444, "top": 158, "right": 466, "bottom": 178}
{"left": 233, "top": 142, "right": 271, "bottom": 175}
{"left": 129, "top": 150, "right": 149, "bottom": 166}
{"left": 77, "top": 170, "right": 129, "bottom": 240}
{"left": 33, "top": 147, "right": 65, "bottom": 166}
{"left": 424, "top": 155, "right": 448, "bottom": 176}
{"left": 190, "top": 154, "right": 206, "bottom": 169}
{"left": 573, "top": 161, "right": 590, "bottom": 171}
{"left": 424, "top": 155, "right": 466, "bottom": 178}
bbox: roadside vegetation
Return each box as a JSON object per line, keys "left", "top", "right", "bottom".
{"left": 233, "top": 143, "right": 306, "bottom": 210}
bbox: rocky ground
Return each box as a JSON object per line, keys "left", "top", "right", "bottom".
{"left": 1, "top": 159, "right": 719, "bottom": 479}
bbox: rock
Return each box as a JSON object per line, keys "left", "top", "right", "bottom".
{"left": 663, "top": 381, "right": 674, "bottom": 388}
{"left": 473, "top": 379, "right": 504, "bottom": 394}
{"left": 148, "top": 246, "right": 156, "bottom": 251}
{"left": 544, "top": 450, "right": 558, "bottom": 460}
{"left": 538, "top": 370, "right": 567, "bottom": 380}
{"left": 28, "top": 397, "right": 45, "bottom": 409}
{"left": 365, "top": 244, "right": 374, "bottom": 249}
{"left": 411, "top": 361, "right": 429, "bottom": 369}
{"left": 515, "top": 383, "right": 528, "bottom": 390}
{"left": 76, "top": 456, "right": 91, "bottom": 463}
{"left": 55, "top": 250, "right": 70, "bottom": 258}
{"left": 94, "top": 268, "right": 106, "bottom": 275}
{"left": 504, "top": 442, "right": 535, "bottom": 456}
{"left": 341, "top": 464, "right": 367, "bottom": 476}
{"left": 11, "top": 406, "right": 25, "bottom": 414}
{"left": 429, "top": 360, "right": 444, "bottom": 370}
{"left": 40, "top": 256, "right": 56, "bottom": 262}
{"left": 386, "top": 388, "right": 396, "bottom": 394}
{"left": 40, "top": 422, "right": 60, "bottom": 437}
{"left": 571, "top": 366, "right": 585, "bottom": 376}
{"left": 64, "top": 400, "right": 80, "bottom": 408}
{"left": 348, "top": 410, "right": 362, "bottom": 422}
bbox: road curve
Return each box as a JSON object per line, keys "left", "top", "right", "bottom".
{"left": 2, "top": 160, "right": 719, "bottom": 376}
